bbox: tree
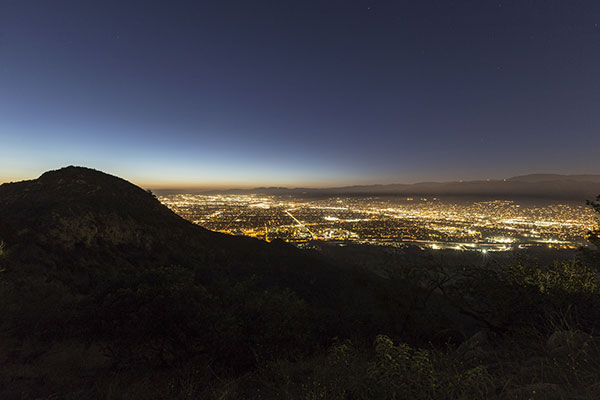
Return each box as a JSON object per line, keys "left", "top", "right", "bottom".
{"left": 587, "top": 194, "right": 600, "bottom": 249}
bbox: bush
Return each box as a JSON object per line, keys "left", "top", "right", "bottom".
{"left": 366, "top": 335, "right": 492, "bottom": 400}
{"left": 291, "top": 335, "right": 493, "bottom": 400}
{"left": 444, "top": 259, "right": 600, "bottom": 334}
{"left": 587, "top": 194, "right": 600, "bottom": 249}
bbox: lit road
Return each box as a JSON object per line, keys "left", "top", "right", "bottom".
{"left": 285, "top": 209, "right": 319, "bottom": 239}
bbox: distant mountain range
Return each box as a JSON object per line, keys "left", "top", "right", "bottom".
{"left": 159, "top": 174, "right": 600, "bottom": 201}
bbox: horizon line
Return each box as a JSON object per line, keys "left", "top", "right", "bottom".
{"left": 2, "top": 167, "right": 600, "bottom": 192}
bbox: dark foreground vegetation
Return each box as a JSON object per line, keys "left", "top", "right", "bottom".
{"left": 1, "top": 167, "right": 600, "bottom": 399}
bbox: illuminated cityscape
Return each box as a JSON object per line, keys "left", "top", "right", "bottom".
{"left": 159, "top": 194, "right": 597, "bottom": 252}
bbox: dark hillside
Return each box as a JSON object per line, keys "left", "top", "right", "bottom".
{"left": 0, "top": 166, "right": 215, "bottom": 265}
{"left": 0, "top": 168, "right": 425, "bottom": 371}
{"left": 0, "top": 166, "right": 349, "bottom": 302}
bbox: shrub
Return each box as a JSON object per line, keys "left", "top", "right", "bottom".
{"left": 295, "top": 336, "right": 493, "bottom": 400}
{"left": 366, "top": 335, "right": 493, "bottom": 400}
{"left": 444, "top": 259, "right": 600, "bottom": 334}
{"left": 587, "top": 194, "right": 600, "bottom": 249}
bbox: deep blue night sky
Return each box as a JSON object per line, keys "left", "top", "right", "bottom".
{"left": 1, "top": 0, "right": 599, "bottom": 188}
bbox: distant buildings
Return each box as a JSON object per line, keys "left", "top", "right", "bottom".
{"left": 160, "top": 194, "right": 595, "bottom": 251}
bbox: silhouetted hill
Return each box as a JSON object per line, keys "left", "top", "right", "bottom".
{"left": 0, "top": 167, "right": 431, "bottom": 372}
{"left": 0, "top": 166, "right": 345, "bottom": 301}
{"left": 0, "top": 166, "right": 208, "bottom": 248}
{"left": 0, "top": 166, "right": 217, "bottom": 272}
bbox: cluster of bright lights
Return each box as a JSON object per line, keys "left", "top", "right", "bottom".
{"left": 159, "top": 194, "right": 596, "bottom": 252}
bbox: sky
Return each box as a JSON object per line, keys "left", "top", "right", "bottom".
{"left": 1, "top": 0, "right": 599, "bottom": 188}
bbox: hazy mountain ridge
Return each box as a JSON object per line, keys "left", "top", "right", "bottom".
{"left": 507, "top": 174, "right": 600, "bottom": 183}
{"left": 164, "top": 174, "right": 600, "bottom": 200}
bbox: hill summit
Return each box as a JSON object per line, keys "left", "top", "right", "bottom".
{"left": 0, "top": 166, "right": 228, "bottom": 271}
{"left": 0, "top": 166, "right": 341, "bottom": 298}
{"left": 0, "top": 166, "right": 201, "bottom": 249}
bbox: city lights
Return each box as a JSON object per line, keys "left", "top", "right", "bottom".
{"left": 159, "top": 195, "right": 596, "bottom": 251}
